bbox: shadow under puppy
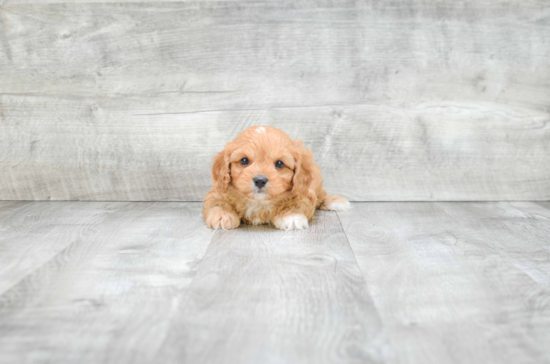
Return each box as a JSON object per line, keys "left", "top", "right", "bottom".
{"left": 203, "top": 126, "right": 350, "bottom": 230}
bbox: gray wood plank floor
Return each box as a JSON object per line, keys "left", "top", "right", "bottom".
{"left": 338, "top": 202, "right": 550, "bottom": 364}
{"left": 0, "top": 201, "right": 549, "bottom": 363}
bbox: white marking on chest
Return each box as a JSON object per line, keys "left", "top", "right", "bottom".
{"left": 245, "top": 199, "right": 271, "bottom": 221}
{"left": 256, "top": 126, "right": 266, "bottom": 134}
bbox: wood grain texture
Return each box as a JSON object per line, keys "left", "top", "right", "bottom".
{"left": 157, "top": 210, "right": 393, "bottom": 364}
{"left": 0, "top": 202, "right": 215, "bottom": 364}
{"left": 0, "top": 201, "right": 29, "bottom": 219}
{"left": 1, "top": 1, "right": 549, "bottom": 201}
{"left": 1, "top": 201, "right": 549, "bottom": 363}
{"left": 338, "top": 202, "right": 550, "bottom": 364}
{"left": 0, "top": 201, "right": 126, "bottom": 295}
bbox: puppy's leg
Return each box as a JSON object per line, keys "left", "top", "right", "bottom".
{"left": 319, "top": 195, "right": 352, "bottom": 211}
{"left": 271, "top": 199, "right": 315, "bottom": 231}
{"left": 203, "top": 191, "right": 240, "bottom": 230}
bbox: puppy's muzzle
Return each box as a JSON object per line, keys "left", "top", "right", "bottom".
{"left": 253, "top": 175, "right": 268, "bottom": 189}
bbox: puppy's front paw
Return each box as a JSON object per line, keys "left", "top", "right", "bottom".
{"left": 273, "top": 213, "right": 309, "bottom": 231}
{"left": 205, "top": 207, "right": 240, "bottom": 230}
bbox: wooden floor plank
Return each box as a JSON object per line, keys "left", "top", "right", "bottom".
{"left": 2, "top": 201, "right": 549, "bottom": 363}
{"left": 0, "top": 201, "right": 127, "bottom": 295}
{"left": 0, "top": 201, "right": 31, "bottom": 220}
{"left": 157, "top": 211, "right": 393, "bottom": 364}
{"left": 337, "top": 202, "right": 550, "bottom": 364}
{"left": 448, "top": 202, "right": 550, "bottom": 289}
{"left": 0, "top": 202, "right": 215, "bottom": 364}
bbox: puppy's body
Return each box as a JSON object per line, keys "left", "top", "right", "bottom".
{"left": 203, "top": 126, "right": 350, "bottom": 230}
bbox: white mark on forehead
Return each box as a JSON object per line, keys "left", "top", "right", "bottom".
{"left": 256, "top": 126, "right": 266, "bottom": 134}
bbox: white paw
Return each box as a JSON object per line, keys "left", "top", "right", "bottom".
{"left": 325, "top": 200, "right": 351, "bottom": 211}
{"left": 273, "top": 214, "right": 309, "bottom": 231}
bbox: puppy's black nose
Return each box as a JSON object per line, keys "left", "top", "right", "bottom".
{"left": 253, "top": 175, "right": 268, "bottom": 189}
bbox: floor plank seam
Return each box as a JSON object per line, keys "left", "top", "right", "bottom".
{"left": 0, "top": 202, "right": 134, "bottom": 299}
{"left": 335, "top": 210, "right": 387, "bottom": 317}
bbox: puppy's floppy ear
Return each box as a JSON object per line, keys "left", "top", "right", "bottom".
{"left": 212, "top": 142, "right": 234, "bottom": 193}
{"left": 291, "top": 140, "right": 318, "bottom": 203}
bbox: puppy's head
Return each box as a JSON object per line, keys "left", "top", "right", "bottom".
{"left": 212, "top": 126, "right": 315, "bottom": 201}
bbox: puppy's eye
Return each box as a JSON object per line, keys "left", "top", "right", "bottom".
{"left": 275, "top": 160, "right": 284, "bottom": 169}
{"left": 240, "top": 158, "right": 249, "bottom": 166}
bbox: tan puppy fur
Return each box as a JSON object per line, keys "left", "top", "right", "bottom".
{"left": 203, "top": 126, "right": 350, "bottom": 230}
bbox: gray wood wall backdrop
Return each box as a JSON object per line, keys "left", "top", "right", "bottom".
{"left": 0, "top": 1, "right": 549, "bottom": 201}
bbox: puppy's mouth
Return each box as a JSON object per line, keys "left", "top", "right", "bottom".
{"left": 251, "top": 188, "right": 268, "bottom": 200}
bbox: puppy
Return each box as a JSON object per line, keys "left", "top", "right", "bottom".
{"left": 203, "top": 126, "right": 350, "bottom": 230}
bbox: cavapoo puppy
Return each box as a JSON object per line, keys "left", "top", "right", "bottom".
{"left": 203, "top": 126, "right": 350, "bottom": 230}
